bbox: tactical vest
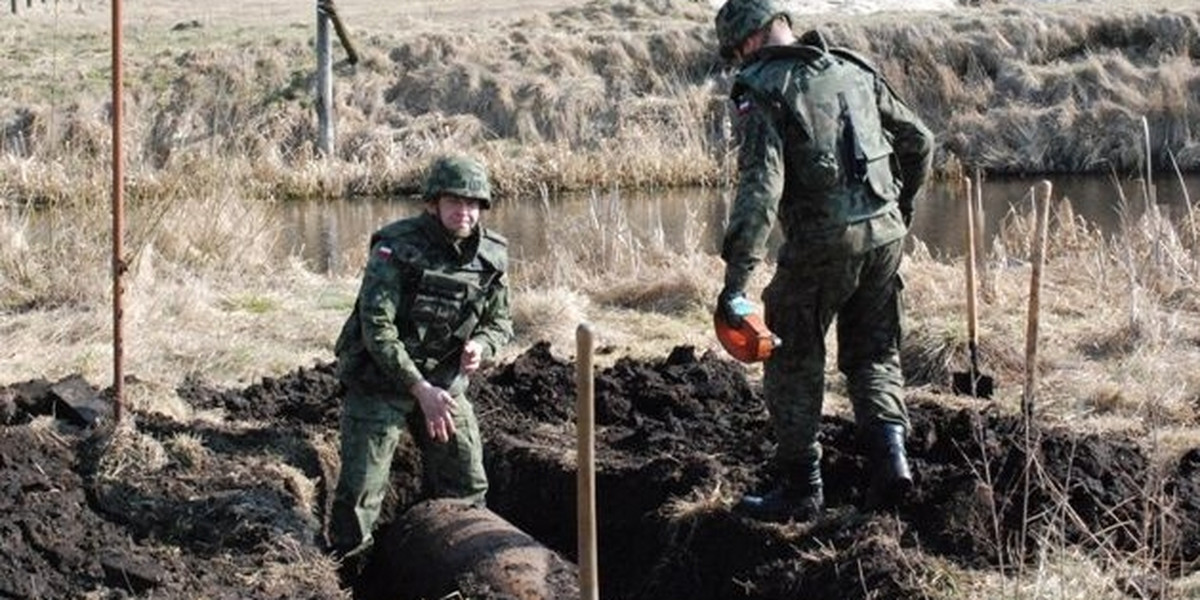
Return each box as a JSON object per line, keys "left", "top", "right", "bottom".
{"left": 733, "top": 43, "right": 903, "bottom": 232}
{"left": 334, "top": 216, "right": 507, "bottom": 392}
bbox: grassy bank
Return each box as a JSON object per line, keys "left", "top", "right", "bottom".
{"left": 3, "top": 0, "right": 1200, "bottom": 205}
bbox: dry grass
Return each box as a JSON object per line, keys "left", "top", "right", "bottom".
{"left": 164, "top": 432, "right": 210, "bottom": 469}
{"left": 93, "top": 418, "right": 170, "bottom": 479}
{"left": 962, "top": 547, "right": 1142, "bottom": 599}
{"left": 6, "top": 1, "right": 1200, "bottom": 206}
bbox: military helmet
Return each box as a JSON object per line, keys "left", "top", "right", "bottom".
{"left": 423, "top": 155, "right": 493, "bottom": 208}
{"left": 714, "top": 0, "right": 792, "bottom": 60}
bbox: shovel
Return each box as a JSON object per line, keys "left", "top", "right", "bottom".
{"left": 952, "top": 177, "right": 995, "bottom": 398}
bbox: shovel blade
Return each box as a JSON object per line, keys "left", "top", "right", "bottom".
{"left": 952, "top": 371, "right": 994, "bottom": 399}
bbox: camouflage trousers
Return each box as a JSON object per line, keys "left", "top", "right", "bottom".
{"left": 328, "top": 387, "right": 487, "bottom": 557}
{"left": 761, "top": 237, "right": 909, "bottom": 477}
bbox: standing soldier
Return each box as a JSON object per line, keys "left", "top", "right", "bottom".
{"left": 713, "top": 0, "right": 935, "bottom": 521}
{"left": 329, "top": 155, "right": 513, "bottom": 558}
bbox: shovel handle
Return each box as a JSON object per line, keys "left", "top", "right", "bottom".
{"left": 1024, "top": 181, "right": 1052, "bottom": 417}
{"left": 964, "top": 177, "right": 978, "bottom": 346}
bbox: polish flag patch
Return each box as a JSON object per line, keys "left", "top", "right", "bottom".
{"left": 374, "top": 246, "right": 393, "bottom": 260}
{"left": 736, "top": 98, "right": 754, "bottom": 115}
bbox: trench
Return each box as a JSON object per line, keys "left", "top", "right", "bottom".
{"left": 342, "top": 342, "right": 1200, "bottom": 600}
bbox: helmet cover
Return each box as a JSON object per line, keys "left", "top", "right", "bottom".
{"left": 423, "top": 155, "right": 493, "bottom": 208}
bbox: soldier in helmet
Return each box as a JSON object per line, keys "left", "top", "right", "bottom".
{"left": 712, "top": 0, "right": 934, "bottom": 521}
{"left": 328, "top": 154, "right": 513, "bottom": 559}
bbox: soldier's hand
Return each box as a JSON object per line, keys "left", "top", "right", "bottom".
{"left": 410, "top": 380, "right": 458, "bottom": 443}
{"left": 461, "top": 340, "right": 483, "bottom": 374}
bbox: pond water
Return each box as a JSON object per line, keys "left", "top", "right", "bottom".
{"left": 279, "top": 172, "right": 1199, "bottom": 275}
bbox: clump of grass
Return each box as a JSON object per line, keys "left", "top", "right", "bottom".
{"left": 0, "top": 201, "right": 110, "bottom": 311}
{"left": 268, "top": 462, "right": 319, "bottom": 521}
{"left": 510, "top": 287, "right": 590, "bottom": 354}
{"left": 591, "top": 271, "right": 707, "bottom": 315}
{"left": 122, "top": 377, "right": 194, "bottom": 421}
{"left": 252, "top": 537, "right": 348, "bottom": 599}
{"left": 165, "top": 432, "right": 210, "bottom": 469}
{"left": 901, "top": 322, "right": 1026, "bottom": 392}
{"left": 93, "top": 418, "right": 169, "bottom": 479}
{"left": 658, "top": 479, "right": 729, "bottom": 523}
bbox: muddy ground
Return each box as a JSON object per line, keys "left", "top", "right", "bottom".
{"left": 1, "top": 342, "right": 1197, "bottom": 599}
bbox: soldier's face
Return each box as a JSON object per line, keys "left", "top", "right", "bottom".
{"left": 734, "top": 17, "right": 788, "bottom": 63}
{"left": 431, "top": 194, "right": 481, "bottom": 238}
{"left": 735, "top": 29, "right": 766, "bottom": 61}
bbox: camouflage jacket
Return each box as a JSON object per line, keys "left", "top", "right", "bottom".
{"left": 722, "top": 39, "right": 934, "bottom": 292}
{"left": 334, "top": 212, "right": 513, "bottom": 396}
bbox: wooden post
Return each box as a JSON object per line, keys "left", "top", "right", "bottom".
{"left": 315, "top": 0, "right": 333, "bottom": 156}
{"left": 1023, "top": 181, "right": 1052, "bottom": 420}
{"left": 576, "top": 324, "right": 599, "bottom": 600}
{"left": 323, "top": 0, "right": 359, "bottom": 65}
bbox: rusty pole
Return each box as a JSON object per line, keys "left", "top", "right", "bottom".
{"left": 111, "top": 0, "right": 126, "bottom": 421}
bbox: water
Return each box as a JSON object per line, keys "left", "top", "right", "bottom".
{"left": 279, "top": 173, "right": 1199, "bottom": 275}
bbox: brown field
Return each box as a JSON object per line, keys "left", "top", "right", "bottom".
{"left": 4, "top": 0, "right": 1200, "bottom": 598}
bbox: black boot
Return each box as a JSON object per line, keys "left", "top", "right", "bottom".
{"left": 866, "top": 423, "right": 913, "bottom": 510}
{"left": 736, "top": 463, "right": 825, "bottom": 523}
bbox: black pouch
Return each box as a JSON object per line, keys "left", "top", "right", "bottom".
{"left": 410, "top": 271, "right": 470, "bottom": 327}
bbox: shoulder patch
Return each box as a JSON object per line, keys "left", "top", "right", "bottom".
{"left": 368, "top": 238, "right": 424, "bottom": 269}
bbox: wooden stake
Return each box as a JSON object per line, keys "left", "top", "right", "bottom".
{"left": 321, "top": 0, "right": 359, "bottom": 65}
{"left": 576, "top": 323, "right": 599, "bottom": 600}
{"left": 1024, "top": 181, "right": 1052, "bottom": 419}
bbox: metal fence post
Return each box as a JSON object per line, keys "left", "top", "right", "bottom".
{"left": 315, "top": 0, "right": 333, "bottom": 157}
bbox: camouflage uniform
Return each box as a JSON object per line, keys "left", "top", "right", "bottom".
{"left": 715, "top": 0, "right": 934, "bottom": 516}
{"left": 328, "top": 156, "right": 513, "bottom": 557}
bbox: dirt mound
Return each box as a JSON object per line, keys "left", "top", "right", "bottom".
{"left": 1, "top": 374, "right": 349, "bottom": 598}
{"left": 2, "top": 343, "right": 1199, "bottom": 598}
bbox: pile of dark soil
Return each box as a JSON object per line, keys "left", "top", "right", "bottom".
{"left": 2, "top": 342, "right": 1198, "bottom": 599}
